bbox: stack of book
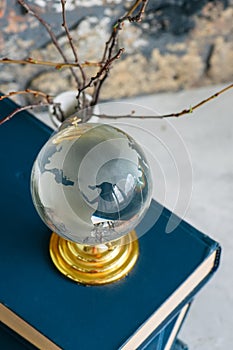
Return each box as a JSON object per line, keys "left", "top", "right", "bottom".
{"left": 0, "top": 96, "right": 221, "bottom": 349}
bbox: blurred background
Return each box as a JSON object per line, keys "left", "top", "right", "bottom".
{"left": 0, "top": 0, "right": 232, "bottom": 101}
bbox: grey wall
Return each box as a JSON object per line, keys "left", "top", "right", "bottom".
{"left": 0, "top": 0, "right": 232, "bottom": 101}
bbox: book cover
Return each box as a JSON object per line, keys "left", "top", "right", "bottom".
{"left": 0, "top": 97, "right": 220, "bottom": 350}
{"left": 1, "top": 303, "right": 191, "bottom": 350}
{"left": 162, "top": 303, "right": 190, "bottom": 350}
{"left": 0, "top": 322, "right": 37, "bottom": 350}
{"left": 139, "top": 303, "right": 191, "bottom": 350}
{"left": 0, "top": 303, "right": 189, "bottom": 350}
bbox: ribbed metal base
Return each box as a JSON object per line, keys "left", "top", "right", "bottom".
{"left": 49, "top": 231, "right": 139, "bottom": 285}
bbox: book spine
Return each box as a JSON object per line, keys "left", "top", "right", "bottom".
{"left": 172, "top": 339, "right": 188, "bottom": 350}
{"left": 138, "top": 302, "right": 191, "bottom": 350}
{"left": 213, "top": 246, "right": 221, "bottom": 272}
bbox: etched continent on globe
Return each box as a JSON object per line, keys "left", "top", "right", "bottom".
{"left": 31, "top": 122, "right": 152, "bottom": 244}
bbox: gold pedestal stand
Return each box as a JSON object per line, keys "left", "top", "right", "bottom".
{"left": 49, "top": 231, "right": 139, "bottom": 285}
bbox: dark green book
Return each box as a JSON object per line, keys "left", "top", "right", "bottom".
{"left": 0, "top": 97, "right": 220, "bottom": 350}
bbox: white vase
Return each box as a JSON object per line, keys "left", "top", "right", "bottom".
{"left": 49, "top": 91, "right": 99, "bottom": 129}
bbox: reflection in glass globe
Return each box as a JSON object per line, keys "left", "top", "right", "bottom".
{"left": 31, "top": 122, "right": 152, "bottom": 245}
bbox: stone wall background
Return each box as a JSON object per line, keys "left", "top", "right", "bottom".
{"left": 0, "top": 0, "right": 232, "bottom": 102}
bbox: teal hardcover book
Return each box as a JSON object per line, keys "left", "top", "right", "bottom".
{"left": 0, "top": 323, "right": 37, "bottom": 349}
{"left": 138, "top": 303, "right": 190, "bottom": 350}
{"left": 139, "top": 303, "right": 191, "bottom": 350}
{"left": 0, "top": 303, "right": 189, "bottom": 350}
{"left": 0, "top": 97, "right": 220, "bottom": 350}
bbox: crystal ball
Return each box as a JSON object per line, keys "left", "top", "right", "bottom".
{"left": 31, "top": 122, "right": 152, "bottom": 244}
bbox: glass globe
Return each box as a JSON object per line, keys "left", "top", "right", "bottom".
{"left": 31, "top": 122, "right": 152, "bottom": 245}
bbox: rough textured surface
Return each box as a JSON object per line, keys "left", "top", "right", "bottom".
{"left": 0, "top": 0, "right": 232, "bottom": 102}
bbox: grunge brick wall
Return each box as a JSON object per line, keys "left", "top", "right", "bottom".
{"left": 0, "top": 0, "right": 232, "bottom": 101}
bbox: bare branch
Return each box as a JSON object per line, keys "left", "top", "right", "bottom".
{"left": 0, "top": 57, "right": 101, "bottom": 69}
{"left": 60, "top": 0, "right": 86, "bottom": 87}
{"left": 91, "top": 0, "right": 148, "bottom": 104}
{"left": 95, "top": 83, "right": 233, "bottom": 119}
{"left": 78, "top": 48, "right": 125, "bottom": 101}
{"left": 60, "top": 0, "right": 78, "bottom": 63}
{"left": 156, "top": 83, "right": 233, "bottom": 119}
{"left": 128, "top": 0, "right": 148, "bottom": 22}
{"left": 17, "top": 0, "right": 80, "bottom": 88}
{"left": 91, "top": 73, "right": 109, "bottom": 107}
{"left": 0, "top": 102, "right": 59, "bottom": 126}
{"left": 0, "top": 0, "right": 149, "bottom": 126}
{"left": 3, "top": 0, "right": 148, "bottom": 111}
{"left": 0, "top": 89, "right": 53, "bottom": 103}
{"left": 1, "top": 1, "right": 230, "bottom": 127}
{"left": 101, "top": 0, "right": 147, "bottom": 62}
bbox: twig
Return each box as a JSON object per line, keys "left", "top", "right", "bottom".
{"left": 0, "top": 89, "right": 53, "bottom": 103}
{"left": 91, "top": 0, "right": 148, "bottom": 105}
{"left": 94, "top": 83, "right": 233, "bottom": 119}
{"left": 60, "top": 0, "right": 86, "bottom": 87}
{"left": 1, "top": 1, "right": 230, "bottom": 126}
{"left": 0, "top": 102, "right": 58, "bottom": 126}
{"left": 78, "top": 48, "right": 125, "bottom": 101}
{"left": 0, "top": 0, "right": 150, "bottom": 125}
{"left": 91, "top": 73, "right": 109, "bottom": 107}
{"left": 128, "top": 0, "right": 147, "bottom": 22}
{"left": 17, "top": 0, "right": 80, "bottom": 88}
{"left": 101, "top": 0, "right": 147, "bottom": 63}
{"left": 8, "top": 0, "right": 148, "bottom": 109}
{"left": 156, "top": 83, "right": 233, "bottom": 118}
{"left": 0, "top": 57, "right": 101, "bottom": 69}
{"left": 60, "top": 0, "right": 78, "bottom": 63}
{"left": 0, "top": 83, "right": 231, "bottom": 125}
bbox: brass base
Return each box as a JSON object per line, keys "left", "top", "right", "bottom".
{"left": 49, "top": 231, "right": 139, "bottom": 285}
